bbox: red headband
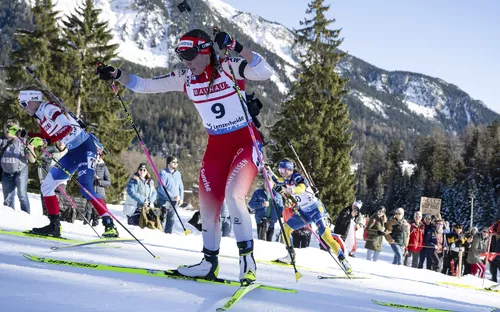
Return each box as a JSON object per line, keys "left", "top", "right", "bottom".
{"left": 177, "top": 36, "right": 212, "bottom": 54}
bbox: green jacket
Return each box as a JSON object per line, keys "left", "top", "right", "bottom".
{"left": 365, "top": 213, "right": 387, "bottom": 252}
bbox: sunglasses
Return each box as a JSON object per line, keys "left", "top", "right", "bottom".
{"left": 19, "top": 100, "right": 29, "bottom": 108}
{"left": 175, "top": 41, "right": 213, "bottom": 61}
{"left": 138, "top": 168, "right": 147, "bottom": 171}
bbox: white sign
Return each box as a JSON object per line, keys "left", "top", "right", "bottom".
{"left": 419, "top": 197, "right": 442, "bottom": 216}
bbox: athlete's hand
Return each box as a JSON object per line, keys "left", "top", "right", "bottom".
{"left": 96, "top": 64, "right": 122, "bottom": 81}
{"left": 214, "top": 31, "right": 235, "bottom": 50}
{"left": 28, "top": 137, "right": 47, "bottom": 148}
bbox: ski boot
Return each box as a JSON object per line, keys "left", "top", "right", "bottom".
{"left": 101, "top": 216, "right": 119, "bottom": 237}
{"left": 178, "top": 247, "right": 219, "bottom": 279}
{"left": 31, "top": 214, "right": 61, "bottom": 237}
{"left": 277, "top": 246, "right": 296, "bottom": 264}
{"left": 338, "top": 253, "right": 353, "bottom": 274}
{"left": 238, "top": 240, "right": 256, "bottom": 286}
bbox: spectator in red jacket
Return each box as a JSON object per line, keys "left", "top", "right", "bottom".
{"left": 404, "top": 211, "right": 424, "bottom": 268}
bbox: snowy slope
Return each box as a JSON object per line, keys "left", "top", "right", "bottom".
{"left": 0, "top": 190, "right": 499, "bottom": 312}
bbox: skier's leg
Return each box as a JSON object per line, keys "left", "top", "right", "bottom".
{"left": 178, "top": 145, "right": 228, "bottom": 279}
{"left": 225, "top": 143, "right": 261, "bottom": 284}
{"left": 32, "top": 152, "right": 78, "bottom": 236}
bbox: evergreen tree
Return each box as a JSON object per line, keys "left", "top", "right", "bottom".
{"left": 358, "top": 143, "right": 386, "bottom": 215}
{"left": 4, "top": 0, "right": 66, "bottom": 125}
{"left": 270, "top": 0, "right": 355, "bottom": 217}
{"left": 61, "top": 0, "right": 133, "bottom": 203}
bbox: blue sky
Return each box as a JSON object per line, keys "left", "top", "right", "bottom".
{"left": 222, "top": 0, "right": 500, "bottom": 114}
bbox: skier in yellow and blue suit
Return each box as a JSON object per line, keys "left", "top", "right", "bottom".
{"left": 266, "top": 158, "right": 353, "bottom": 274}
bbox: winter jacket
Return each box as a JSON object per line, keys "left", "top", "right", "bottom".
{"left": 94, "top": 160, "right": 111, "bottom": 199}
{"left": 364, "top": 213, "right": 387, "bottom": 252}
{"left": 334, "top": 206, "right": 354, "bottom": 238}
{"left": 157, "top": 168, "right": 184, "bottom": 201}
{"left": 385, "top": 217, "right": 410, "bottom": 247}
{"left": 0, "top": 138, "right": 30, "bottom": 174}
{"left": 445, "top": 232, "right": 466, "bottom": 252}
{"left": 467, "top": 233, "right": 489, "bottom": 264}
{"left": 248, "top": 188, "right": 283, "bottom": 224}
{"left": 123, "top": 174, "right": 157, "bottom": 216}
{"left": 407, "top": 220, "right": 425, "bottom": 252}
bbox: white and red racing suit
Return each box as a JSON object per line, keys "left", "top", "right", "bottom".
{"left": 123, "top": 55, "right": 273, "bottom": 250}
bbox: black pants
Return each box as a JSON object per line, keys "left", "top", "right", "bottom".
{"left": 292, "top": 231, "right": 311, "bottom": 249}
{"left": 257, "top": 219, "right": 275, "bottom": 242}
{"left": 491, "top": 257, "right": 500, "bottom": 282}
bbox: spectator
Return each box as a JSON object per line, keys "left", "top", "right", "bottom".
{"left": 248, "top": 180, "right": 284, "bottom": 241}
{"left": 463, "top": 227, "right": 477, "bottom": 275}
{"left": 405, "top": 211, "right": 424, "bottom": 268}
{"left": 1, "top": 119, "right": 35, "bottom": 213}
{"left": 442, "top": 223, "right": 466, "bottom": 276}
{"left": 432, "top": 219, "right": 446, "bottom": 272}
{"left": 365, "top": 207, "right": 387, "bottom": 262}
{"left": 157, "top": 156, "right": 184, "bottom": 234}
{"left": 221, "top": 200, "right": 232, "bottom": 237}
{"left": 334, "top": 200, "right": 362, "bottom": 241}
{"left": 84, "top": 149, "right": 111, "bottom": 226}
{"left": 418, "top": 215, "right": 433, "bottom": 268}
{"left": 467, "top": 227, "right": 489, "bottom": 278}
{"left": 37, "top": 142, "right": 68, "bottom": 214}
{"left": 489, "top": 220, "right": 500, "bottom": 282}
{"left": 123, "top": 163, "right": 157, "bottom": 227}
{"left": 385, "top": 207, "right": 410, "bottom": 265}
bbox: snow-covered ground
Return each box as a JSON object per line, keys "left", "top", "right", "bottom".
{"left": 0, "top": 189, "right": 498, "bottom": 312}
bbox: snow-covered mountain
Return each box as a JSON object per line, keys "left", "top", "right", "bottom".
{"left": 49, "top": 0, "right": 498, "bottom": 134}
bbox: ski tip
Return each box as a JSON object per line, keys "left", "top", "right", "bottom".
{"left": 295, "top": 271, "right": 303, "bottom": 281}
{"left": 184, "top": 229, "right": 191, "bottom": 236}
{"left": 22, "top": 254, "right": 32, "bottom": 260}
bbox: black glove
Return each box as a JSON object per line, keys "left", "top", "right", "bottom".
{"left": 96, "top": 65, "right": 122, "bottom": 81}
{"left": 214, "top": 31, "right": 243, "bottom": 53}
{"left": 377, "top": 230, "right": 386, "bottom": 236}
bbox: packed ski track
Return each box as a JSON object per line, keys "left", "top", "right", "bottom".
{"left": 0, "top": 189, "right": 498, "bottom": 312}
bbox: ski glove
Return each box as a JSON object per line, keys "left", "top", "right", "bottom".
{"left": 214, "top": 31, "right": 243, "bottom": 53}
{"left": 96, "top": 65, "right": 122, "bottom": 81}
{"left": 28, "top": 137, "right": 47, "bottom": 148}
{"left": 8, "top": 126, "right": 27, "bottom": 138}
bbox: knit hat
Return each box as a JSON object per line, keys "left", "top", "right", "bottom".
{"left": 137, "top": 163, "right": 147, "bottom": 170}
{"left": 352, "top": 200, "right": 363, "bottom": 209}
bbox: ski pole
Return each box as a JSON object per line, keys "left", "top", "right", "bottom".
{"left": 20, "top": 138, "right": 101, "bottom": 238}
{"left": 212, "top": 26, "right": 302, "bottom": 281}
{"left": 35, "top": 144, "right": 159, "bottom": 259}
{"left": 25, "top": 67, "right": 87, "bottom": 129}
{"left": 280, "top": 193, "right": 351, "bottom": 278}
{"left": 96, "top": 62, "right": 190, "bottom": 236}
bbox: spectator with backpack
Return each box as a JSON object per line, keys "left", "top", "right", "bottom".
{"left": 1, "top": 119, "right": 36, "bottom": 213}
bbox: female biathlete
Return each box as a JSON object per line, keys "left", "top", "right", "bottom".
{"left": 97, "top": 28, "right": 274, "bottom": 284}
